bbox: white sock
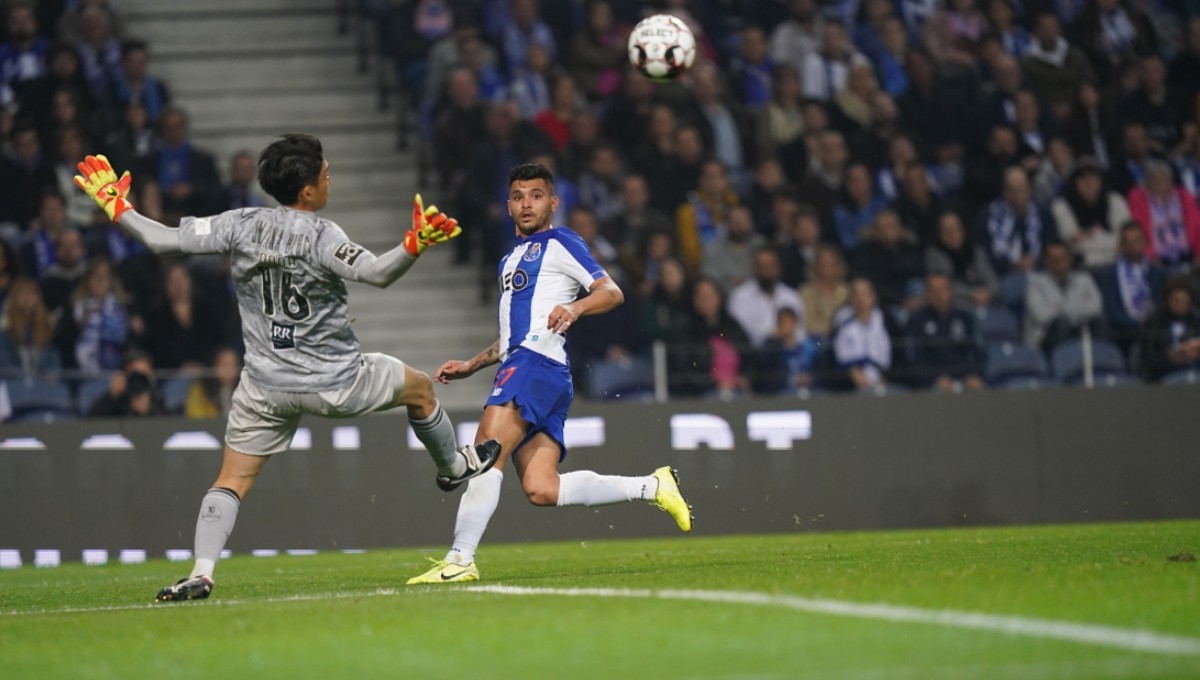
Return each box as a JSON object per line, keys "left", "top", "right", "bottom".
{"left": 556, "top": 471, "right": 658, "bottom": 507}
{"left": 447, "top": 467, "right": 504, "bottom": 564}
{"left": 410, "top": 402, "right": 464, "bottom": 477}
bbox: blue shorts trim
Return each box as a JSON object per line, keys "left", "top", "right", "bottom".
{"left": 484, "top": 349, "right": 573, "bottom": 460}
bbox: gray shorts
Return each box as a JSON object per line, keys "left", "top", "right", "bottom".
{"left": 225, "top": 353, "right": 407, "bottom": 456}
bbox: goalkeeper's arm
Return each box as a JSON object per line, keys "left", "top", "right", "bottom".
{"left": 118, "top": 211, "right": 183, "bottom": 255}
{"left": 351, "top": 245, "right": 419, "bottom": 288}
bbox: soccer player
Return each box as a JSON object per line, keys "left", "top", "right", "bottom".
{"left": 405, "top": 163, "right": 693, "bottom": 585}
{"left": 72, "top": 135, "right": 500, "bottom": 602}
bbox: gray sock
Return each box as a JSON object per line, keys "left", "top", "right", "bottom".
{"left": 189, "top": 487, "right": 240, "bottom": 579}
{"left": 410, "top": 402, "right": 463, "bottom": 477}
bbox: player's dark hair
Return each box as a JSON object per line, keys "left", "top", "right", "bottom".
{"left": 508, "top": 163, "right": 556, "bottom": 195}
{"left": 258, "top": 134, "right": 324, "bottom": 205}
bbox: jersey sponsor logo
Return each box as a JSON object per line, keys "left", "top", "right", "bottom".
{"left": 271, "top": 322, "right": 296, "bottom": 349}
{"left": 500, "top": 268, "right": 530, "bottom": 293}
{"left": 522, "top": 242, "right": 542, "bottom": 262}
{"left": 334, "top": 242, "right": 365, "bottom": 266}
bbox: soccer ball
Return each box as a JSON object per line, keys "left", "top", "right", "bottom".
{"left": 628, "top": 14, "right": 696, "bottom": 81}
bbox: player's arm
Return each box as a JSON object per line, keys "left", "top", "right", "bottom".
{"left": 73, "top": 154, "right": 182, "bottom": 254}
{"left": 434, "top": 339, "right": 501, "bottom": 384}
{"left": 348, "top": 194, "right": 462, "bottom": 288}
{"left": 547, "top": 277, "right": 624, "bottom": 335}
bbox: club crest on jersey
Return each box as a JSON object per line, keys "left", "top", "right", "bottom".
{"left": 522, "top": 242, "right": 542, "bottom": 262}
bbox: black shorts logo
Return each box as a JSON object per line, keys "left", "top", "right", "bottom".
{"left": 271, "top": 322, "right": 296, "bottom": 349}
{"left": 334, "top": 242, "right": 364, "bottom": 266}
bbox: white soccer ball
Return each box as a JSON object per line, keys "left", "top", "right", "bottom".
{"left": 628, "top": 14, "right": 696, "bottom": 81}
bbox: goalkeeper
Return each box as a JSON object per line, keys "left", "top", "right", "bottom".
{"left": 74, "top": 133, "right": 500, "bottom": 603}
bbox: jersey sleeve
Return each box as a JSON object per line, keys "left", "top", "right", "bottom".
{"left": 552, "top": 229, "right": 608, "bottom": 287}
{"left": 314, "top": 221, "right": 375, "bottom": 279}
{"left": 177, "top": 210, "right": 242, "bottom": 254}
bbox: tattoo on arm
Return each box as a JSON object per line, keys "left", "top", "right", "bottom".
{"left": 472, "top": 339, "right": 501, "bottom": 370}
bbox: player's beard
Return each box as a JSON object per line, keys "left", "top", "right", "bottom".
{"left": 514, "top": 208, "right": 551, "bottom": 236}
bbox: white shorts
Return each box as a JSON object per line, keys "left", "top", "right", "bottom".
{"left": 225, "top": 353, "right": 408, "bottom": 456}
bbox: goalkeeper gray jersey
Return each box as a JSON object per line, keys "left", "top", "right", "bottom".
{"left": 179, "top": 206, "right": 372, "bottom": 392}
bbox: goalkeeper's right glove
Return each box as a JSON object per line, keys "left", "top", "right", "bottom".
{"left": 404, "top": 193, "right": 462, "bottom": 257}
{"left": 73, "top": 154, "right": 134, "bottom": 222}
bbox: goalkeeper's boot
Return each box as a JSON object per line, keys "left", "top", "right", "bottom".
{"left": 405, "top": 558, "right": 480, "bottom": 585}
{"left": 649, "top": 466, "right": 693, "bottom": 533}
{"left": 155, "top": 575, "right": 214, "bottom": 602}
{"left": 436, "top": 439, "right": 501, "bottom": 492}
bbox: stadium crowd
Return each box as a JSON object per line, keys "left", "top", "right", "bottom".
{"left": 2, "top": 0, "right": 1200, "bottom": 420}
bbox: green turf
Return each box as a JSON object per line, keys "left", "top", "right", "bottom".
{"left": 2, "top": 521, "right": 1198, "bottom": 679}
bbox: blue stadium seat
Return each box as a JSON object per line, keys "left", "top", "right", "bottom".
{"left": 586, "top": 356, "right": 655, "bottom": 401}
{"left": 976, "top": 306, "right": 1021, "bottom": 344}
{"left": 1050, "top": 338, "right": 1128, "bottom": 384}
{"left": 984, "top": 342, "right": 1048, "bottom": 386}
{"left": 6, "top": 378, "right": 73, "bottom": 420}
{"left": 76, "top": 377, "right": 113, "bottom": 416}
{"left": 162, "top": 377, "right": 195, "bottom": 414}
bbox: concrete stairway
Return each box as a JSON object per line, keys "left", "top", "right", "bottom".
{"left": 122, "top": 0, "right": 496, "bottom": 409}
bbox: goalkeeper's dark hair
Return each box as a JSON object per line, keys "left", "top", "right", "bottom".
{"left": 258, "top": 134, "right": 325, "bottom": 205}
{"left": 508, "top": 163, "right": 556, "bottom": 195}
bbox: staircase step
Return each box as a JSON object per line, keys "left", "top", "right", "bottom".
{"left": 155, "top": 52, "right": 363, "bottom": 91}
{"left": 131, "top": 14, "right": 343, "bottom": 52}
{"left": 124, "top": 0, "right": 337, "bottom": 19}
{"left": 183, "top": 90, "right": 388, "bottom": 130}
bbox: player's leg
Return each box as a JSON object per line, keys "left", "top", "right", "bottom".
{"left": 406, "top": 401, "right": 528, "bottom": 584}
{"left": 367, "top": 353, "right": 498, "bottom": 485}
{"left": 511, "top": 434, "right": 692, "bottom": 531}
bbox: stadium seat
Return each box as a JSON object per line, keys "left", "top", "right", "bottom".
{"left": 976, "top": 307, "right": 1021, "bottom": 344}
{"left": 586, "top": 356, "right": 655, "bottom": 401}
{"left": 984, "top": 342, "right": 1048, "bottom": 386}
{"left": 162, "top": 377, "right": 195, "bottom": 414}
{"left": 76, "top": 377, "right": 113, "bottom": 416}
{"left": 997, "top": 272, "right": 1027, "bottom": 315}
{"left": 1161, "top": 368, "right": 1200, "bottom": 385}
{"left": 1050, "top": 338, "right": 1129, "bottom": 384}
{"left": 995, "top": 375, "right": 1059, "bottom": 390}
{"left": 6, "top": 378, "right": 73, "bottom": 420}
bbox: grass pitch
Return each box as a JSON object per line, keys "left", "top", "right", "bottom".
{"left": 1, "top": 521, "right": 1198, "bottom": 679}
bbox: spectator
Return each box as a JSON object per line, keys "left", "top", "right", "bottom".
{"left": 727, "top": 247, "right": 805, "bottom": 348}
{"left": 87, "top": 349, "right": 166, "bottom": 418}
{"left": 896, "top": 47, "right": 971, "bottom": 160}
{"left": 852, "top": 210, "right": 924, "bottom": 311}
{"left": 1076, "top": 0, "right": 1159, "bottom": 80}
{"left": 798, "top": 244, "right": 849, "bottom": 340}
{"left": 675, "top": 158, "right": 739, "bottom": 272}
{"left": 1167, "top": 17, "right": 1200, "bottom": 95}
{"left": 146, "top": 107, "right": 224, "bottom": 224}
{"left": 0, "top": 275, "right": 60, "bottom": 378}
{"left": 922, "top": 0, "right": 987, "bottom": 68}
{"left": 509, "top": 42, "right": 552, "bottom": 120}
{"left": 102, "top": 101, "right": 156, "bottom": 178}
{"left": 433, "top": 67, "right": 486, "bottom": 193}
{"left": 702, "top": 206, "right": 765, "bottom": 292}
{"left": 54, "top": 258, "right": 131, "bottom": 375}
{"left": 872, "top": 16, "right": 911, "bottom": 96}
{"left": 1138, "top": 276, "right": 1200, "bottom": 381}
{"left": 568, "top": 0, "right": 627, "bottom": 100}
{"left": 112, "top": 39, "right": 169, "bottom": 123}
{"left": 798, "top": 129, "right": 850, "bottom": 223}
{"left": 979, "top": 54, "right": 1025, "bottom": 130}
{"left": 905, "top": 272, "right": 985, "bottom": 391}
{"left": 576, "top": 143, "right": 624, "bottom": 222}
{"left": 753, "top": 65, "right": 805, "bottom": 166}
{"left": 776, "top": 203, "right": 821, "bottom": 287}
{"left": 1052, "top": 162, "right": 1131, "bottom": 269}
{"left": 56, "top": 0, "right": 124, "bottom": 47}
{"left": 1127, "top": 160, "right": 1200, "bottom": 271}
{"left": 1024, "top": 241, "right": 1104, "bottom": 352}
{"left": 853, "top": 0, "right": 898, "bottom": 62}
{"left": 833, "top": 60, "right": 879, "bottom": 138}
{"left": 533, "top": 72, "right": 583, "bottom": 152}
{"left": 16, "top": 41, "right": 94, "bottom": 130}
{"left": 926, "top": 211, "right": 999, "bottom": 309}
{"left": 0, "top": 239, "right": 18, "bottom": 307}
{"left": 895, "top": 160, "right": 947, "bottom": 247}
{"left": 39, "top": 227, "right": 87, "bottom": 315}
{"left": 1108, "top": 121, "right": 1164, "bottom": 194}
{"left": 1097, "top": 220, "right": 1166, "bottom": 351}
{"left": 964, "top": 125, "right": 1022, "bottom": 214}
{"left": 1021, "top": 11, "right": 1097, "bottom": 122}
{"left": 223, "top": 150, "right": 265, "bottom": 210}
{"left": 143, "top": 262, "right": 226, "bottom": 371}
{"left": 801, "top": 21, "right": 868, "bottom": 102}
{"left": 685, "top": 62, "right": 749, "bottom": 179}
{"left": 875, "top": 132, "right": 921, "bottom": 203}
{"left": 600, "top": 66, "right": 655, "bottom": 152}
{"left": 74, "top": 5, "right": 122, "bottom": 112}
{"left": 1118, "top": 55, "right": 1190, "bottom": 154}
{"left": 0, "top": 2, "right": 49, "bottom": 100}
{"left": 603, "top": 174, "right": 670, "bottom": 258}
{"left": 503, "top": 0, "right": 556, "bottom": 75}
{"left": 987, "top": 0, "right": 1032, "bottom": 58}
{"left": 638, "top": 256, "right": 691, "bottom": 342}
{"left": 667, "top": 277, "right": 752, "bottom": 398}
{"left": 1013, "top": 90, "right": 1052, "bottom": 165}
{"left": 832, "top": 276, "right": 892, "bottom": 391}
{"left": 1031, "top": 137, "right": 1076, "bottom": 207}
{"left": 769, "top": 0, "right": 824, "bottom": 75}
{"left": 731, "top": 25, "right": 774, "bottom": 109}
{"left": 832, "top": 163, "right": 889, "bottom": 251}
{"left": 1065, "top": 83, "right": 1118, "bottom": 168}
{"left": 753, "top": 307, "right": 813, "bottom": 394}
{"left": 52, "top": 126, "right": 100, "bottom": 229}
{"left": 20, "top": 192, "right": 76, "bottom": 278}
{"left": 184, "top": 346, "right": 242, "bottom": 419}
{"left": 527, "top": 151, "right": 577, "bottom": 227}
{"left": 42, "top": 85, "right": 99, "bottom": 153}
{"left": 745, "top": 159, "right": 789, "bottom": 240}
{"left": 980, "top": 167, "right": 1047, "bottom": 277}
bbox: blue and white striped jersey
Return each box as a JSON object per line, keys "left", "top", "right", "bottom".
{"left": 496, "top": 226, "right": 607, "bottom": 365}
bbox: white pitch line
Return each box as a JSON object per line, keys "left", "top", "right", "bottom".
{"left": 466, "top": 586, "right": 1200, "bottom": 658}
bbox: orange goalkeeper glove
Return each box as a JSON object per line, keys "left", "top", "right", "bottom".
{"left": 403, "top": 193, "right": 462, "bottom": 256}
{"left": 73, "top": 154, "right": 134, "bottom": 222}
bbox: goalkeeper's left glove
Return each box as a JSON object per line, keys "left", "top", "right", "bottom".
{"left": 404, "top": 193, "right": 462, "bottom": 257}
{"left": 73, "top": 154, "right": 134, "bottom": 222}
